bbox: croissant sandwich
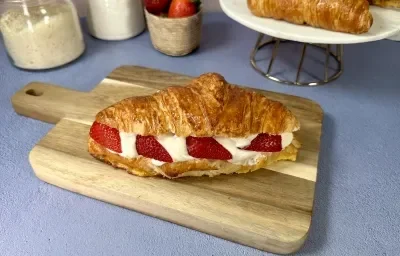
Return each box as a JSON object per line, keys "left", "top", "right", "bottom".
{"left": 88, "top": 73, "right": 301, "bottom": 179}
{"left": 247, "top": 0, "right": 373, "bottom": 34}
{"left": 369, "top": 0, "right": 400, "bottom": 8}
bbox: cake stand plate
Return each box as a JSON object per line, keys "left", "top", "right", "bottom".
{"left": 220, "top": 0, "right": 400, "bottom": 86}
{"left": 220, "top": 0, "right": 400, "bottom": 44}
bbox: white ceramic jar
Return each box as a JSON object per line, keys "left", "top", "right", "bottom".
{"left": 0, "top": 0, "right": 85, "bottom": 70}
{"left": 87, "top": 0, "right": 146, "bottom": 41}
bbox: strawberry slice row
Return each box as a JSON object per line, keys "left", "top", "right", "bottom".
{"left": 90, "top": 122, "right": 283, "bottom": 163}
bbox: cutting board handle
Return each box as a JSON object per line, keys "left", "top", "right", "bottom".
{"left": 11, "top": 82, "right": 103, "bottom": 124}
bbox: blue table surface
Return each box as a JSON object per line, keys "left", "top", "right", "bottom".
{"left": 1, "top": 13, "right": 399, "bottom": 256}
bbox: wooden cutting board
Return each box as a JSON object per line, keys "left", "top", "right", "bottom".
{"left": 12, "top": 66, "right": 323, "bottom": 255}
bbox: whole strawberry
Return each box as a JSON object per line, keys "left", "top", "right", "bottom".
{"left": 144, "top": 0, "right": 171, "bottom": 15}
{"left": 168, "top": 0, "right": 201, "bottom": 18}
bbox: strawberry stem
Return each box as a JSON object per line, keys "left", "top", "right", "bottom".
{"left": 192, "top": 0, "right": 201, "bottom": 11}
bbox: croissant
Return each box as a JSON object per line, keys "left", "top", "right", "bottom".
{"left": 369, "top": 0, "right": 400, "bottom": 8}
{"left": 247, "top": 0, "right": 373, "bottom": 34}
{"left": 88, "top": 73, "right": 301, "bottom": 179}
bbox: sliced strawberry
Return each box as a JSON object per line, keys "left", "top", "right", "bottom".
{"left": 136, "top": 135, "right": 173, "bottom": 163}
{"left": 186, "top": 136, "right": 232, "bottom": 160}
{"left": 90, "top": 122, "right": 122, "bottom": 153}
{"left": 243, "top": 134, "right": 282, "bottom": 152}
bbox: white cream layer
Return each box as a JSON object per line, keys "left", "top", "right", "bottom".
{"left": 110, "top": 133, "right": 294, "bottom": 167}
{"left": 119, "top": 132, "right": 138, "bottom": 158}
{"left": 214, "top": 132, "right": 293, "bottom": 166}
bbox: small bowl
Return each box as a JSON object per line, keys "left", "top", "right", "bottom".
{"left": 144, "top": 8, "right": 203, "bottom": 56}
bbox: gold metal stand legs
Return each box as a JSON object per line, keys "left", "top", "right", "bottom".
{"left": 250, "top": 33, "right": 344, "bottom": 86}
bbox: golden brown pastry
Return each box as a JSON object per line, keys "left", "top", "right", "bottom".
{"left": 247, "top": 0, "right": 373, "bottom": 34}
{"left": 369, "top": 0, "right": 400, "bottom": 8}
{"left": 88, "top": 73, "right": 301, "bottom": 179}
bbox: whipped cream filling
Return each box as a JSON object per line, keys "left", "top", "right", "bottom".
{"left": 110, "top": 132, "right": 294, "bottom": 167}
{"left": 215, "top": 132, "right": 293, "bottom": 166}
{"left": 156, "top": 134, "right": 195, "bottom": 162}
{"left": 281, "top": 132, "right": 294, "bottom": 148}
{"left": 215, "top": 135, "right": 266, "bottom": 166}
{"left": 119, "top": 132, "right": 138, "bottom": 158}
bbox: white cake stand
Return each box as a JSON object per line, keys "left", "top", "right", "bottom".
{"left": 220, "top": 0, "right": 400, "bottom": 86}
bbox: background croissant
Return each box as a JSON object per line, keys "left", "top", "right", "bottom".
{"left": 88, "top": 73, "right": 301, "bottom": 179}
{"left": 369, "top": 0, "right": 400, "bottom": 8}
{"left": 247, "top": 0, "right": 374, "bottom": 34}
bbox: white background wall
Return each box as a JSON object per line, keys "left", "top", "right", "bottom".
{"left": 72, "top": 0, "right": 222, "bottom": 16}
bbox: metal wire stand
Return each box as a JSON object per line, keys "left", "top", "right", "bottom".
{"left": 250, "top": 33, "right": 344, "bottom": 86}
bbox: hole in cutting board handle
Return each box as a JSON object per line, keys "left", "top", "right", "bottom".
{"left": 25, "top": 89, "right": 43, "bottom": 97}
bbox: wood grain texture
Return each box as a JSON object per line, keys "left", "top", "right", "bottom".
{"left": 12, "top": 66, "right": 323, "bottom": 254}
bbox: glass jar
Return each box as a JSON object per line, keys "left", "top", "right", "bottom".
{"left": 87, "top": 0, "right": 145, "bottom": 41}
{"left": 0, "top": 0, "right": 85, "bottom": 70}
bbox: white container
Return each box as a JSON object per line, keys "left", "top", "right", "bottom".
{"left": 0, "top": 0, "right": 85, "bottom": 70}
{"left": 87, "top": 0, "right": 146, "bottom": 41}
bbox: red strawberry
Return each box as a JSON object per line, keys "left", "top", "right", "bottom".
{"left": 168, "top": 0, "right": 201, "bottom": 18}
{"left": 243, "top": 134, "right": 282, "bottom": 152}
{"left": 186, "top": 136, "right": 232, "bottom": 160}
{"left": 136, "top": 135, "right": 173, "bottom": 163}
{"left": 89, "top": 122, "right": 122, "bottom": 153}
{"left": 144, "top": 0, "right": 171, "bottom": 15}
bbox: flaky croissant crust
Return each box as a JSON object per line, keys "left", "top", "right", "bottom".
{"left": 95, "top": 73, "right": 300, "bottom": 137}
